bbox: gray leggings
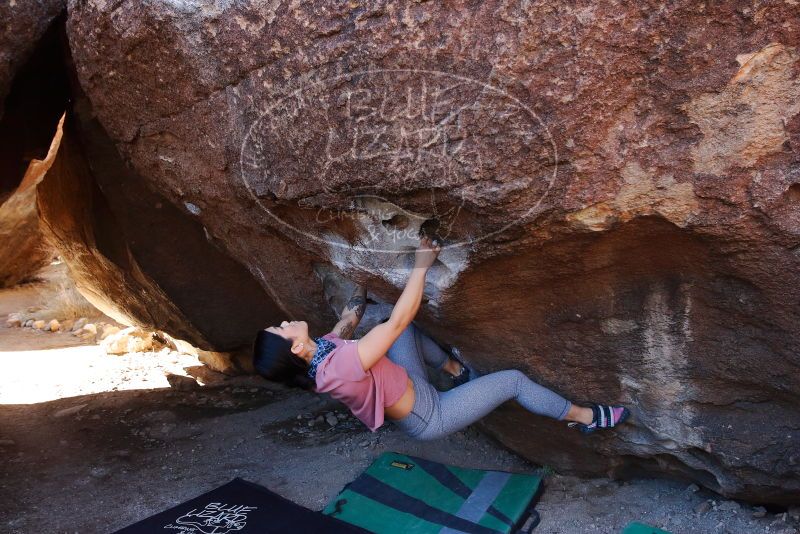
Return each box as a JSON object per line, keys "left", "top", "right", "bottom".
{"left": 388, "top": 322, "right": 572, "bottom": 440}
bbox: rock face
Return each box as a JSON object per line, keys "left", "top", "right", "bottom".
{"left": 0, "top": 0, "right": 64, "bottom": 121}
{"left": 0, "top": 0, "right": 65, "bottom": 282}
{"left": 0, "top": 0, "right": 67, "bottom": 201}
{"left": 35, "top": 104, "right": 283, "bottom": 358}
{"left": 0, "top": 131, "right": 58, "bottom": 287}
{"left": 1, "top": 0, "right": 798, "bottom": 504}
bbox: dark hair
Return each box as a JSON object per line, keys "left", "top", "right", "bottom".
{"left": 253, "top": 330, "right": 313, "bottom": 389}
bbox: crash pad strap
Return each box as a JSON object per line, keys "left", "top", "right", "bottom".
{"left": 412, "top": 457, "right": 514, "bottom": 527}
{"left": 441, "top": 472, "right": 511, "bottom": 533}
{"left": 347, "top": 474, "right": 502, "bottom": 534}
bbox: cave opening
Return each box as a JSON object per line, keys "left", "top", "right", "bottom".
{"left": 0, "top": 13, "right": 71, "bottom": 203}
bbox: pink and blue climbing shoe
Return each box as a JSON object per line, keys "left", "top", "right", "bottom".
{"left": 568, "top": 403, "right": 630, "bottom": 434}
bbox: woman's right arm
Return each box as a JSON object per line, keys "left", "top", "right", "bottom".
{"left": 386, "top": 266, "right": 428, "bottom": 328}
{"left": 356, "top": 237, "right": 441, "bottom": 371}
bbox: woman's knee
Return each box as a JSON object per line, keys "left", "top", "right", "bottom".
{"left": 494, "top": 369, "right": 529, "bottom": 393}
{"left": 494, "top": 369, "right": 527, "bottom": 384}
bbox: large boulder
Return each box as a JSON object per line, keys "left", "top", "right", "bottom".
{"left": 0, "top": 0, "right": 67, "bottom": 201}
{"left": 0, "top": 0, "right": 65, "bottom": 121}
{"left": 36, "top": 101, "right": 286, "bottom": 360}
{"left": 0, "top": 0, "right": 67, "bottom": 280}
{"left": 52, "top": 0, "right": 800, "bottom": 503}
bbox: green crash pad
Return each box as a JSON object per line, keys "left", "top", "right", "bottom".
{"left": 621, "top": 521, "right": 672, "bottom": 534}
{"left": 323, "top": 452, "right": 543, "bottom": 533}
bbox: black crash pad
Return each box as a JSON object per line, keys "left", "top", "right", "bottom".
{"left": 112, "top": 477, "right": 368, "bottom": 534}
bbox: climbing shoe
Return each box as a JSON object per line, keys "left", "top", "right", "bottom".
{"left": 568, "top": 403, "right": 630, "bottom": 434}
{"left": 447, "top": 346, "right": 480, "bottom": 387}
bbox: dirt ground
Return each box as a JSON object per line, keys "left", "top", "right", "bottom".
{"left": 1, "top": 273, "right": 797, "bottom": 534}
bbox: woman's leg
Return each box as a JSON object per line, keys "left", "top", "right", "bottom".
{"left": 411, "top": 369, "right": 574, "bottom": 441}
{"left": 385, "top": 323, "right": 429, "bottom": 380}
{"left": 386, "top": 322, "right": 458, "bottom": 376}
{"left": 410, "top": 323, "right": 451, "bottom": 370}
{"left": 387, "top": 324, "right": 607, "bottom": 439}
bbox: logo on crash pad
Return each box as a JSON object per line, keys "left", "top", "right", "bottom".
{"left": 163, "top": 502, "right": 257, "bottom": 533}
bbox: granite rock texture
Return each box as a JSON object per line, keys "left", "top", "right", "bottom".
{"left": 0, "top": 0, "right": 65, "bottom": 121}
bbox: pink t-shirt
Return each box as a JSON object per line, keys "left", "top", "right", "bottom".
{"left": 314, "top": 332, "right": 409, "bottom": 432}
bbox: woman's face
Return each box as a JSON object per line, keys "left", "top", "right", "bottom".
{"left": 265, "top": 320, "right": 309, "bottom": 343}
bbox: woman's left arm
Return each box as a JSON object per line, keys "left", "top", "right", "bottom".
{"left": 332, "top": 284, "right": 367, "bottom": 339}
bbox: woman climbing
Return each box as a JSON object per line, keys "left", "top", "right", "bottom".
{"left": 252, "top": 236, "right": 630, "bottom": 440}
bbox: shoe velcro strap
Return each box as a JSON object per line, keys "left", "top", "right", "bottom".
{"left": 599, "top": 405, "right": 614, "bottom": 427}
